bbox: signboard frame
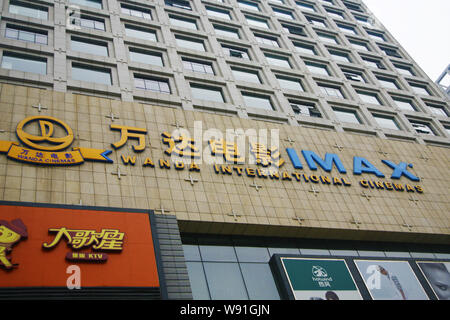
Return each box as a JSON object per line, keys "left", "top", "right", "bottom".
{"left": 0, "top": 200, "right": 166, "bottom": 300}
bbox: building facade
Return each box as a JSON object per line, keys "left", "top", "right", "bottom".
{"left": 0, "top": 0, "right": 449, "bottom": 300}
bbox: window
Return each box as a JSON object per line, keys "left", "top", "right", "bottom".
{"left": 9, "top": 1, "right": 48, "bottom": 20}
{"left": 357, "top": 91, "right": 382, "bottom": 105}
{"left": 319, "top": 84, "right": 344, "bottom": 98}
{"left": 409, "top": 83, "right": 431, "bottom": 96}
{"left": 282, "top": 24, "right": 306, "bottom": 36}
{"left": 394, "top": 64, "right": 415, "bottom": 76}
{"left": 206, "top": 7, "right": 231, "bottom": 20}
{"left": 317, "top": 32, "right": 338, "bottom": 44}
{"left": 134, "top": 75, "right": 170, "bottom": 94}
{"left": 242, "top": 92, "right": 274, "bottom": 110}
{"left": 70, "top": 0, "right": 102, "bottom": 9}
{"left": 273, "top": 8, "right": 293, "bottom": 20}
{"left": 129, "top": 48, "right": 163, "bottom": 66}
{"left": 377, "top": 77, "right": 400, "bottom": 90}
{"left": 367, "top": 31, "right": 385, "bottom": 42}
{"left": 165, "top": 0, "right": 191, "bottom": 11}
{"left": 276, "top": 76, "right": 304, "bottom": 91}
{"left": 373, "top": 115, "right": 400, "bottom": 130}
{"left": 183, "top": 59, "right": 214, "bottom": 75}
{"left": 176, "top": 36, "right": 206, "bottom": 52}
{"left": 190, "top": 84, "right": 225, "bottom": 103}
{"left": 76, "top": 16, "right": 105, "bottom": 31}
{"left": 294, "top": 42, "right": 316, "bottom": 55}
{"left": 426, "top": 103, "right": 448, "bottom": 117}
{"left": 380, "top": 46, "right": 402, "bottom": 58}
{"left": 392, "top": 97, "right": 417, "bottom": 112}
{"left": 444, "top": 125, "right": 450, "bottom": 135}
{"left": 333, "top": 108, "right": 361, "bottom": 124}
{"left": 342, "top": 70, "right": 365, "bottom": 82}
{"left": 337, "top": 24, "right": 357, "bottom": 35}
{"left": 169, "top": 16, "right": 197, "bottom": 30}
{"left": 361, "top": 57, "right": 386, "bottom": 70}
{"left": 305, "top": 62, "right": 329, "bottom": 76}
{"left": 238, "top": 0, "right": 260, "bottom": 11}
{"left": 349, "top": 40, "right": 369, "bottom": 52}
{"left": 306, "top": 16, "right": 327, "bottom": 28}
{"left": 71, "top": 63, "right": 111, "bottom": 85}
{"left": 410, "top": 122, "right": 435, "bottom": 135}
{"left": 296, "top": 2, "right": 315, "bottom": 12}
{"left": 231, "top": 68, "right": 261, "bottom": 83}
{"left": 121, "top": 4, "right": 151, "bottom": 20}
{"left": 1, "top": 52, "right": 46, "bottom": 75}
{"left": 255, "top": 34, "right": 279, "bottom": 47}
{"left": 222, "top": 45, "right": 249, "bottom": 60}
{"left": 5, "top": 24, "right": 48, "bottom": 45}
{"left": 71, "top": 37, "right": 108, "bottom": 56}
{"left": 354, "top": 15, "right": 372, "bottom": 27}
{"left": 214, "top": 25, "right": 239, "bottom": 39}
{"left": 290, "top": 101, "right": 321, "bottom": 117}
{"left": 343, "top": 1, "right": 364, "bottom": 13}
{"left": 246, "top": 16, "right": 269, "bottom": 29}
{"left": 125, "top": 25, "right": 157, "bottom": 41}
{"left": 265, "top": 54, "right": 291, "bottom": 68}
{"left": 329, "top": 50, "right": 351, "bottom": 63}
{"left": 326, "top": 9, "right": 345, "bottom": 20}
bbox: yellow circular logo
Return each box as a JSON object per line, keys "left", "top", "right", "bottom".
{"left": 16, "top": 116, "right": 74, "bottom": 151}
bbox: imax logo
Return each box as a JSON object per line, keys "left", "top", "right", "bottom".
{"left": 286, "top": 149, "right": 420, "bottom": 182}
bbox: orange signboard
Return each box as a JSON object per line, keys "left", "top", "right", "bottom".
{"left": 0, "top": 204, "right": 160, "bottom": 289}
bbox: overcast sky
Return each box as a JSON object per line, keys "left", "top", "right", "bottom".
{"left": 362, "top": 0, "right": 450, "bottom": 82}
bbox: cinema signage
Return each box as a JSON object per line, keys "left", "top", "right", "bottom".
{"left": 0, "top": 115, "right": 424, "bottom": 194}
{"left": 0, "top": 202, "right": 161, "bottom": 298}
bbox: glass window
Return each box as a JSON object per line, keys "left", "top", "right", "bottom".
{"left": 411, "top": 121, "right": 435, "bottom": 135}
{"left": 373, "top": 115, "right": 400, "bottom": 130}
{"left": 231, "top": 68, "right": 261, "bottom": 83}
{"left": 242, "top": 92, "right": 274, "bottom": 110}
{"left": 343, "top": 71, "right": 365, "bottom": 82}
{"left": 222, "top": 45, "right": 249, "bottom": 60}
{"left": 294, "top": 42, "right": 316, "bottom": 55}
{"left": 183, "top": 244, "right": 201, "bottom": 261}
{"left": 9, "top": 1, "right": 48, "bottom": 20}
{"left": 235, "top": 247, "right": 270, "bottom": 262}
{"left": 176, "top": 36, "right": 206, "bottom": 52}
{"left": 319, "top": 85, "right": 344, "bottom": 98}
{"left": 165, "top": 0, "right": 191, "bottom": 10}
{"left": 377, "top": 77, "right": 399, "bottom": 90}
{"left": 125, "top": 25, "right": 157, "bottom": 41}
{"left": 317, "top": 33, "right": 338, "bottom": 44}
{"left": 273, "top": 8, "right": 293, "bottom": 20}
{"left": 290, "top": 101, "right": 322, "bottom": 117}
{"left": 240, "top": 263, "right": 281, "bottom": 300}
{"left": 1, "top": 52, "right": 47, "bottom": 75}
{"left": 206, "top": 7, "right": 231, "bottom": 20}
{"left": 296, "top": 2, "right": 315, "bottom": 12}
{"left": 282, "top": 24, "right": 306, "bottom": 36}
{"left": 246, "top": 16, "right": 269, "bottom": 29}
{"left": 238, "top": 0, "right": 260, "bottom": 11}
{"left": 72, "top": 63, "right": 111, "bottom": 85}
{"left": 367, "top": 31, "right": 385, "bottom": 42}
{"left": 426, "top": 104, "right": 448, "bottom": 117}
{"left": 199, "top": 245, "right": 237, "bottom": 262}
{"left": 277, "top": 76, "right": 304, "bottom": 91}
{"left": 190, "top": 84, "right": 225, "bottom": 103}
{"left": 134, "top": 75, "right": 170, "bottom": 94}
{"left": 255, "top": 34, "right": 279, "bottom": 47}
{"left": 121, "top": 4, "right": 151, "bottom": 19}
{"left": 70, "top": 0, "right": 102, "bottom": 9}
{"left": 5, "top": 25, "right": 48, "bottom": 45}
{"left": 337, "top": 24, "right": 357, "bottom": 35}
{"left": 409, "top": 83, "right": 431, "bottom": 96}
{"left": 333, "top": 108, "right": 361, "bottom": 124}
{"left": 357, "top": 91, "right": 382, "bottom": 105}
{"left": 183, "top": 59, "right": 214, "bottom": 75}
{"left": 350, "top": 40, "right": 369, "bottom": 52}
{"left": 78, "top": 16, "right": 105, "bottom": 31}
{"left": 71, "top": 37, "right": 108, "bottom": 56}
{"left": 329, "top": 50, "right": 351, "bottom": 63}
{"left": 129, "top": 49, "right": 163, "bottom": 66}
{"left": 214, "top": 25, "right": 239, "bottom": 39}
{"left": 326, "top": 9, "right": 344, "bottom": 19}
{"left": 186, "top": 262, "right": 211, "bottom": 299}
{"left": 394, "top": 64, "right": 414, "bottom": 76}
{"left": 307, "top": 17, "right": 327, "bottom": 28}
{"left": 203, "top": 262, "right": 248, "bottom": 300}
{"left": 392, "top": 97, "right": 416, "bottom": 112}
{"left": 305, "top": 62, "right": 329, "bottom": 76}
{"left": 265, "top": 54, "right": 291, "bottom": 68}
{"left": 362, "top": 57, "right": 384, "bottom": 69}
{"left": 169, "top": 16, "right": 197, "bottom": 29}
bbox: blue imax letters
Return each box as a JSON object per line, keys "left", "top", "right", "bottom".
{"left": 286, "top": 148, "right": 420, "bottom": 182}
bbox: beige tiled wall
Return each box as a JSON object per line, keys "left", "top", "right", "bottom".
{"left": 0, "top": 84, "right": 449, "bottom": 244}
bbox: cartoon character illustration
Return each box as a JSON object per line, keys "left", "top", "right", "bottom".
{"left": 0, "top": 219, "right": 28, "bottom": 269}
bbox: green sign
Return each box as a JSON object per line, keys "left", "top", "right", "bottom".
{"left": 281, "top": 258, "right": 361, "bottom": 300}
